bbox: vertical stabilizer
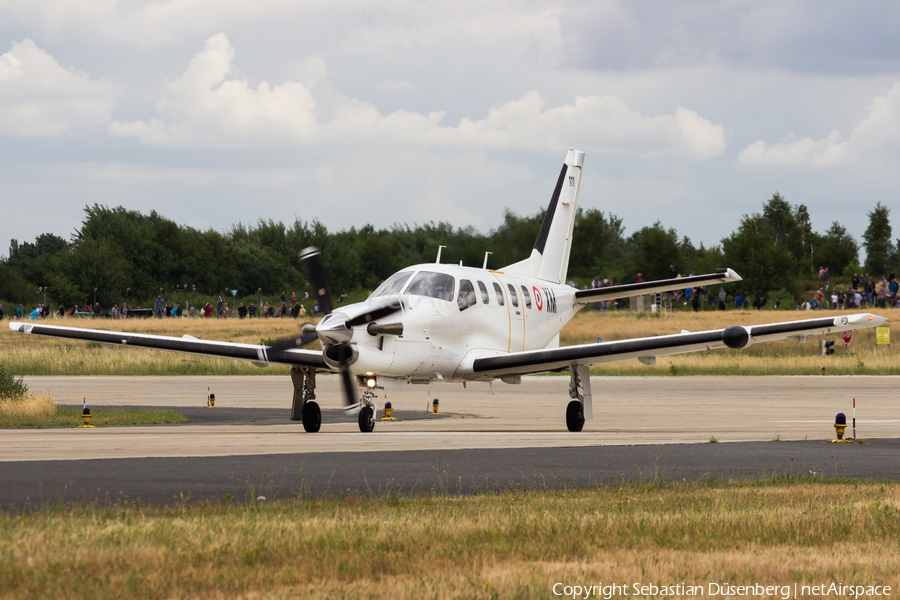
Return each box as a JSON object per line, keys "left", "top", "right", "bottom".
{"left": 503, "top": 149, "right": 584, "bottom": 284}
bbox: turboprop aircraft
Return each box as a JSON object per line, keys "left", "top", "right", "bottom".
{"left": 9, "top": 149, "right": 888, "bottom": 433}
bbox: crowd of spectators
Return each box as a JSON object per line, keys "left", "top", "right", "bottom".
{"left": 1, "top": 289, "right": 325, "bottom": 321}
{"left": 800, "top": 270, "right": 900, "bottom": 311}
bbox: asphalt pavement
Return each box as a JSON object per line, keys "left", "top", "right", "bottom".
{"left": 3, "top": 438, "right": 897, "bottom": 509}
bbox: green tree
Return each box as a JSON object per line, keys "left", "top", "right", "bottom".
{"left": 863, "top": 202, "right": 892, "bottom": 276}
{"left": 568, "top": 208, "right": 626, "bottom": 281}
{"left": 722, "top": 214, "right": 799, "bottom": 299}
{"left": 630, "top": 222, "right": 682, "bottom": 281}
{"left": 62, "top": 238, "right": 132, "bottom": 306}
{"left": 817, "top": 222, "right": 859, "bottom": 277}
{"left": 762, "top": 192, "right": 795, "bottom": 246}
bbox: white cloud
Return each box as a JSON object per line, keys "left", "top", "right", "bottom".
{"left": 739, "top": 82, "right": 900, "bottom": 168}
{"left": 0, "top": 39, "right": 116, "bottom": 135}
{"left": 738, "top": 131, "right": 848, "bottom": 168}
{"left": 110, "top": 33, "right": 725, "bottom": 159}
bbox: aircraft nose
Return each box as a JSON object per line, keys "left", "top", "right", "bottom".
{"left": 316, "top": 313, "right": 353, "bottom": 345}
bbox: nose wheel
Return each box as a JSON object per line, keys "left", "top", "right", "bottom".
{"left": 357, "top": 389, "right": 377, "bottom": 432}
{"left": 358, "top": 406, "right": 375, "bottom": 432}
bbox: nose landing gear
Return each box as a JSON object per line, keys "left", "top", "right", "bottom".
{"left": 357, "top": 388, "right": 377, "bottom": 433}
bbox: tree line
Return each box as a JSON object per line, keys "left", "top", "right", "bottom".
{"left": 1, "top": 196, "right": 897, "bottom": 310}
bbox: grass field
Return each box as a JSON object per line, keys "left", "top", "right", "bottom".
{"left": 0, "top": 393, "right": 187, "bottom": 427}
{"left": 1, "top": 307, "right": 897, "bottom": 376}
{"left": 1, "top": 479, "right": 898, "bottom": 599}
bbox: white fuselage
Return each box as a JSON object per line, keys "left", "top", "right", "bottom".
{"left": 326, "top": 263, "right": 581, "bottom": 382}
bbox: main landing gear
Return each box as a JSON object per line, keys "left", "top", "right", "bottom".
{"left": 290, "top": 366, "right": 321, "bottom": 433}
{"left": 566, "top": 364, "right": 593, "bottom": 432}
{"left": 566, "top": 400, "right": 584, "bottom": 432}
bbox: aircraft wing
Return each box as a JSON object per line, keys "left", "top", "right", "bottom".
{"left": 8, "top": 321, "right": 328, "bottom": 370}
{"left": 574, "top": 269, "right": 741, "bottom": 304}
{"left": 472, "top": 313, "right": 887, "bottom": 377}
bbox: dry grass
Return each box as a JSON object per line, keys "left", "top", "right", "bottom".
{"left": 2, "top": 480, "right": 898, "bottom": 599}
{"left": 0, "top": 393, "right": 186, "bottom": 427}
{"left": 0, "top": 393, "right": 56, "bottom": 422}
{"left": 1, "top": 308, "right": 897, "bottom": 376}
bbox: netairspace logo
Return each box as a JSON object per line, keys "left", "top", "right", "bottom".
{"left": 551, "top": 582, "right": 892, "bottom": 599}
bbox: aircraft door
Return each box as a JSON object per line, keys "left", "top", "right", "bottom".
{"left": 493, "top": 273, "right": 525, "bottom": 352}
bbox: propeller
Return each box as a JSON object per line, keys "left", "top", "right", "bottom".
{"left": 264, "top": 246, "right": 403, "bottom": 413}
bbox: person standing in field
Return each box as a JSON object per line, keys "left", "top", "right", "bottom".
{"left": 717, "top": 288, "right": 726, "bottom": 311}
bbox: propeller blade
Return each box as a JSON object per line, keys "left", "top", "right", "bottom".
{"left": 266, "top": 329, "right": 320, "bottom": 354}
{"left": 347, "top": 299, "right": 402, "bottom": 327}
{"left": 335, "top": 345, "right": 359, "bottom": 411}
{"left": 366, "top": 322, "right": 404, "bottom": 336}
{"left": 300, "top": 246, "right": 333, "bottom": 315}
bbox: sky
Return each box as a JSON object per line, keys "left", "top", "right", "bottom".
{"left": 2, "top": 0, "right": 900, "bottom": 259}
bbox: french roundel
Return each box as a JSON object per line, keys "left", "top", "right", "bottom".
{"left": 533, "top": 286, "right": 543, "bottom": 311}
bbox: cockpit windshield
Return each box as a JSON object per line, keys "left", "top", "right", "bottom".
{"left": 405, "top": 271, "right": 455, "bottom": 302}
{"left": 368, "top": 271, "right": 413, "bottom": 299}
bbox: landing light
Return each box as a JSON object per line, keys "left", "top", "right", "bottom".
{"left": 365, "top": 373, "right": 377, "bottom": 388}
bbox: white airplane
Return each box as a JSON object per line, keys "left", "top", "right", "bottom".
{"left": 9, "top": 149, "right": 888, "bottom": 433}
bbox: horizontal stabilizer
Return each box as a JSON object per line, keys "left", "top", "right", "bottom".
{"left": 574, "top": 269, "right": 741, "bottom": 304}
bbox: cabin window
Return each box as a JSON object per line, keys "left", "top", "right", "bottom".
{"left": 492, "top": 282, "right": 505, "bottom": 306}
{"left": 405, "top": 271, "right": 456, "bottom": 302}
{"left": 520, "top": 285, "right": 532, "bottom": 309}
{"left": 507, "top": 283, "right": 519, "bottom": 308}
{"left": 477, "top": 281, "right": 489, "bottom": 304}
{"left": 369, "top": 271, "right": 412, "bottom": 299}
{"left": 457, "top": 279, "right": 477, "bottom": 311}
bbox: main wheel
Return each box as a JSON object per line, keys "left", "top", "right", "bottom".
{"left": 358, "top": 406, "right": 375, "bottom": 433}
{"left": 566, "top": 400, "right": 584, "bottom": 432}
{"left": 301, "top": 401, "right": 321, "bottom": 433}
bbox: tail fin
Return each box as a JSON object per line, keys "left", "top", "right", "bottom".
{"left": 503, "top": 148, "right": 584, "bottom": 284}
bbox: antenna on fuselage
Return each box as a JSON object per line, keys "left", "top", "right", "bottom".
{"left": 483, "top": 252, "right": 492, "bottom": 269}
{"left": 435, "top": 245, "right": 446, "bottom": 264}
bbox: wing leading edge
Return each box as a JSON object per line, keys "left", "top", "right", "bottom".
{"left": 472, "top": 313, "right": 887, "bottom": 377}
{"left": 8, "top": 322, "right": 328, "bottom": 370}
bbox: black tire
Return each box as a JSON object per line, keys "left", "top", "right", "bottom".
{"left": 301, "top": 401, "right": 321, "bottom": 433}
{"left": 566, "top": 400, "right": 584, "bottom": 432}
{"left": 358, "top": 406, "right": 375, "bottom": 433}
